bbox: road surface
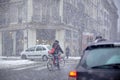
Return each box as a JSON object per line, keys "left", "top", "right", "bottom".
{"left": 0, "top": 58, "right": 80, "bottom": 80}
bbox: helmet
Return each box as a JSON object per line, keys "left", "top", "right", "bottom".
{"left": 55, "top": 40, "right": 59, "bottom": 43}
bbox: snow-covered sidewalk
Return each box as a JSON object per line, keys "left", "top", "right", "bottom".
{"left": 0, "top": 56, "right": 81, "bottom": 69}
{"left": 64, "top": 56, "right": 81, "bottom": 60}
{"left": 0, "top": 60, "right": 37, "bottom": 69}
{"left": 68, "top": 56, "right": 81, "bottom": 60}
{"left": 0, "top": 56, "right": 20, "bottom": 60}
{"left": 0, "top": 56, "right": 81, "bottom": 60}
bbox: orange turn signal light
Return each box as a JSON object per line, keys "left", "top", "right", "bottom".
{"left": 69, "top": 71, "right": 77, "bottom": 77}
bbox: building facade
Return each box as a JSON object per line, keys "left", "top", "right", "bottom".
{"left": 80, "top": 0, "right": 118, "bottom": 49}
{"left": 0, "top": 0, "right": 118, "bottom": 56}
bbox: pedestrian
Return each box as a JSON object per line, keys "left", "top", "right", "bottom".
{"left": 94, "top": 35, "right": 107, "bottom": 43}
{"left": 66, "top": 46, "right": 70, "bottom": 59}
{"left": 52, "top": 40, "right": 63, "bottom": 70}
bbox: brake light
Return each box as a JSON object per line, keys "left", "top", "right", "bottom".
{"left": 69, "top": 71, "right": 77, "bottom": 80}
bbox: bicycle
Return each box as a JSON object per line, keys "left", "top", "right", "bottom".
{"left": 59, "top": 54, "right": 65, "bottom": 67}
{"left": 47, "top": 54, "right": 65, "bottom": 71}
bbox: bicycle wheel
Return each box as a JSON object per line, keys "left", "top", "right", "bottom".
{"left": 47, "top": 59, "right": 54, "bottom": 71}
{"left": 59, "top": 57, "right": 65, "bottom": 67}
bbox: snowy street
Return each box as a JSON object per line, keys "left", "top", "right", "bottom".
{"left": 0, "top": 56, "right": 80, "bottom": 80}
{"left": 0, "top": 56, "right": 81, "bottom": 69}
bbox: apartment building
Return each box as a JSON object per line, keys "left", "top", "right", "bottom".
{"left": 0, "top": 0, "right": 118, "bottom": 56}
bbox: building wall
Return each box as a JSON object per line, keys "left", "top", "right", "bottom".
{"left": 81, "top": 0, "right": 118, "bottom": 40}
{"left": 32, "top": 0, "right": 61, "bottom": 24}
{"left": 108, "top": 0, "right": 118, "bottom": 41}
{"left": 0, "top": 32, "right": 2, "bottom": 56}
{"left": 0, "top": 0, "right": 118, "bottom": 56}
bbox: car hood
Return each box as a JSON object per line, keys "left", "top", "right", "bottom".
{"left": 76, "top": 66, "right": 120, "bottom": 80}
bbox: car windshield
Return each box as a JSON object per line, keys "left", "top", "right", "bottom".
{"left": 80, "top": 46, "right": 120, "bottom": 69}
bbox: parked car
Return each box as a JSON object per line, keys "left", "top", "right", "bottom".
{"left": 69, "top": 41, "right": 120, "bottom": 80}
{"left": 20, "top": 44, "right": 51, "bottom": 61}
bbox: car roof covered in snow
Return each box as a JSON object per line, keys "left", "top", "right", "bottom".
{"left": 85, "top": 41, "right": 120, "bottom": 50}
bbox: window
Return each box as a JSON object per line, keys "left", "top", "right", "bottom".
{"left": 36, "top": 46, "right": 42, "bottom": 51}
{"left": 42, "top": 47, "right": 46, "bottom": 51}
{"left": 26, "top": 47, "right": 35, "bottom": 51}
{"left": 65, "top": 30, "right": 71, "bottom": 40}
{"left": 33, "top": 0, "right": 42, "bottom": 22}
{"left": 9, "top": 3, "right": 18, "bottom": 24}
{"left": 81, "top": 47, "right": 120, "bottom": 68}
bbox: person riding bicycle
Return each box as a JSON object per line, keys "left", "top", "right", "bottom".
{"left": 52, "top": 40, "right": 63, "bottom": 69}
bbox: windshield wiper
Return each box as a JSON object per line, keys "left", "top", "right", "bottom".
{"left": 91, "top": 63, "right": 120, "bottom": 69}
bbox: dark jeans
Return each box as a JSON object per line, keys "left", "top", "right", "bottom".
{"left": 66, "top": 55, "right": 69, "bottom": 59}
{"left": 53, "top": 54, "right": 60, "bottom": 69}
{"left": 66, "top": 53, "right": 69, "bottom": 59}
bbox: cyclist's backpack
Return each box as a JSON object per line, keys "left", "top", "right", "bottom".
{"left": 48, "top": 48, "right": 55, "bottom": 54}
{"left": 48, "top": 45, "right": 58, "bottom": 54}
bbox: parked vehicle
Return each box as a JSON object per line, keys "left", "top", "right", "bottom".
{"left": 20, "top": 44, "right": 51, "bottom": 61}
{"left": 69, "top": 41, "right": 120, "bottom": 80}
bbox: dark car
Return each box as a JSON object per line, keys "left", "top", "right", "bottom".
{"left": 69, "top": 41, "right": 120, "bottom": 80}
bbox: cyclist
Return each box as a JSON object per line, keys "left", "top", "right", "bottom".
{"left": 52, "top": 40, "right": 63, "bottom": 69}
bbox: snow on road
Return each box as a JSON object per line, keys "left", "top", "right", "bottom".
{"left": 68, "top": 57, "right": 81, "bottom": 60}
{"left": 0, "top": 60, "right": 36, "bottom": 69}
{"left": 0, "top": 56, "right": 81, "bottom": 69}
